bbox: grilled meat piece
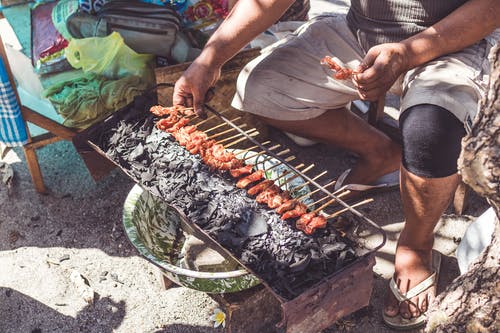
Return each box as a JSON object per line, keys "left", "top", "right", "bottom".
{"left": 276, "top": 198, "right": 298, "bottom": 214}
{"left": 236, "top": 170, "right": 264, "bottom": 188}
{"left": 295, "top": 212, "right": 315, "bottom": 232}
{"left": 230, "top": 164, "right": 254, "bottom": 178}
{"left": 256, "top": 185, "right": 280, "bottom": 204}
{"left": 281, "top": 202, "right": 307, "bottom": 220}
{"left": 304, "top": 215, "right": 327, "bottom": 234}
{"left": 268, "top": 191, "right": 291, "bottom": 209}
{"left": 247, "top": 179, "right": 274, "bottom": 196}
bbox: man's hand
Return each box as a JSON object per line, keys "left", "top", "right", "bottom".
{"left": 353, "top": 43, "right": 410, "bottom": 101}
{"left": 173, "top": 61, "right": 221, "bottom": 118}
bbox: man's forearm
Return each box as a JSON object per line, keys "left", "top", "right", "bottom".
{"left": 402, "top": 0, "right": 499, "bottom": 69}
{"left": 195, "top": 0, "right": 295, "bottom": 68}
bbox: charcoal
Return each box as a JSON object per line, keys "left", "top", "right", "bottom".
{"left": 94, "top": 114, "right": 360, "bottom": 301}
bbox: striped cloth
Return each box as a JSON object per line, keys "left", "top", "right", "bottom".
{"left": 0, "top": 56, "right": 28, "bottom": 146}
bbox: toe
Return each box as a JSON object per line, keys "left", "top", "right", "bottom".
{"left": 399, "top": 301, "right": 412, "bottom": 319}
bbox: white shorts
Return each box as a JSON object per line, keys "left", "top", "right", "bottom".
{"left": 231, "top": 14, "right": 495, "bottom": 131}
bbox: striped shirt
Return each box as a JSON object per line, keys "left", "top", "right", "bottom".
{"left": 346, "top": 0, "right": 468, "bottom": 51}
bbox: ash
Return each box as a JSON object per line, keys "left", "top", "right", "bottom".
{"left": 101, "top": 115, "right": 358, "bottom": 301}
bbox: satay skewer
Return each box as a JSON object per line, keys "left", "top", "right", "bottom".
{"left": 326, "top": 198, "right": 374, "bottom": 219}
{"left": 224, "top": 131, "right": 260, "bottom": 148}
{"left": 193, "top": 109, "right": 229, "bottom": 127}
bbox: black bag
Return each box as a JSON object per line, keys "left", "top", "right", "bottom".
{"left": 67, "top": 0, "right": 181, "bottom": 59}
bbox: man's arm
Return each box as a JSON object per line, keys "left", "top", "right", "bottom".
{"left": 354, "top": 0, "right": 500, "bottom": 101}
{"left": 173, "top": 0, "right": 295, "bottom": 116}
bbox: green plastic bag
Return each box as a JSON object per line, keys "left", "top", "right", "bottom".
{"left": 65, "top": 31, "right": 154, "bottom": 82}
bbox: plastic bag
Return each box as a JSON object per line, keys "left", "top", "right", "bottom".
{"left": 65, "top": 31, "right": 154, "bottom": 82}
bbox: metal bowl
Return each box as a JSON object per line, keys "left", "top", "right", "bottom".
{"left": 123, "top": 184, "right": 262, "bottom": 293}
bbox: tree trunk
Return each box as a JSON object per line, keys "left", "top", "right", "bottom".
{"left": 426, "top": 45, "right": 500, "bottom": 332}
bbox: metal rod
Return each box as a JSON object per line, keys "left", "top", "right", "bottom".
{"left": 326, "top": 198, "right": 374, "bottom": 219}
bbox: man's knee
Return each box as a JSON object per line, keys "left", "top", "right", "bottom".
{"left": 399, "top": 104, "right": 466, "bottom": 178}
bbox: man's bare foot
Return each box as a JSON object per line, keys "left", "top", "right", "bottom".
{"left": 384, "top": 246, "right": 436, "bottom": 320}
{"left": 342, "top": 138, "right": 401, "bottom": 187}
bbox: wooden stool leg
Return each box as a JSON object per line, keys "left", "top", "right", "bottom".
{"left": 22, "top": 146, "right": 46, "bottom": 193}
{"left": 453, "top": 181, "right": 470, "bottom": 215}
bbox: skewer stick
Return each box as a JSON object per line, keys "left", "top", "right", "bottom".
{"left": 278, "top": 164, "right": 315, "bottom": 187}
{"left": 308, "top": 190, "right": 351, "bottom": 210}
{"left": 193, "top": 114, "right": 218, "bottom": 126}
{"left": 290, "top": 170, "right": 328, "bottom": 193}
{"left": 203, "top": 117, "right": 243, "bottom": 133}
{"left": 264, "top": 156, "right": 296, "bottom": 172}
{"left": 255, "top": 149, "right": 291, "bottom": 165}
{"left": 233, "top": 141, "right": 272, "bottom": 156}
{"left": 294, "top": 179, "right": 336, "bottom": 201}
{"left": 326, "top": 198, "right": 374, "bottom": 219}
{"left": 224, "top": 131, "right": 259, "bottom": 148}
{"left": 273, "top": 164, "right": 305, "bottom": 182}
{"left": 241, "top": 144, "right": 281, "bottom": 159}
{"left": 217, "top": 129, "right": 258, "bottom": 145}
{"left": 208, "top": 124, "right": 247, "bottom": 139}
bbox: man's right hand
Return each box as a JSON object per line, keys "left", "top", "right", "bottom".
{"left": 173, "top": 61, "right": 222, "bottom": 118}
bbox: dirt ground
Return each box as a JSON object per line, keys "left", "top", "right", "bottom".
{"left": 0, "top": 1, "right": 491, "bottom": 332}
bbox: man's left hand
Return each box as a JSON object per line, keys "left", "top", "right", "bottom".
{"left": 353, "top": 43, "right": 410, "bottom": 101}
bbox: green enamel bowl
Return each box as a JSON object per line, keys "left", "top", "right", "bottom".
{"left": 123, "top": 184, "right": 262, "bottom": 294}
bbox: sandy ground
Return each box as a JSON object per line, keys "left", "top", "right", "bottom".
{"left": 0, "top": 1, "right": 491, "bottom": 332}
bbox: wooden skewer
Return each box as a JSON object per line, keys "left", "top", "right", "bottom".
{"left": 326, "top": 198, "right": 374, "bottom": 219}
{"left": 193, "top": 109, "right": 229, "bottom": 125}
{"left": 278, "top": 164, "right": 315, "bottom": 187}
{"left": 208, "top": 124, "right": 248, "bottom": 139}
{"left": 264, "top": 156, "right": 296, "bottom": 172}
{"left": 233, "top": 141, "right": 272, "bottom": 156}
{"left": 294, "top": 179, "right": 336, "bottom": 201}
{"left": 217, "top": 129, "right": 258, "bottom": 145}
{"left": 241, "top": 144, "right": 281, "bottom": 160}
{"left": 308, "top": 190, "right": 351, "bottom": 210}
{"left": 290, "top": 170, "right": 328, "bottom": 193}
{"left": 224, "top": 131, "right": 259, "bottom": 148}
{"left": 203, "top": 117, "right": 242, "bottom": 133}
{"left": 273, "top": 164, "right": 305, "bottom": 182}
{"left": 255, "top": 149, "right": 292, "bottom": 165}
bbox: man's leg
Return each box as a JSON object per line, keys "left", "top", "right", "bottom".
{"left": 384, "top": 104, "right": 466, "bottom": 319}
{"left": 259, "top": 107, "right": 401, "bottom": 186}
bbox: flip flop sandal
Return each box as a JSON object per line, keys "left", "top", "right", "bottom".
{"left": 383, "top": 250, "right": 442, "bottom": 330}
